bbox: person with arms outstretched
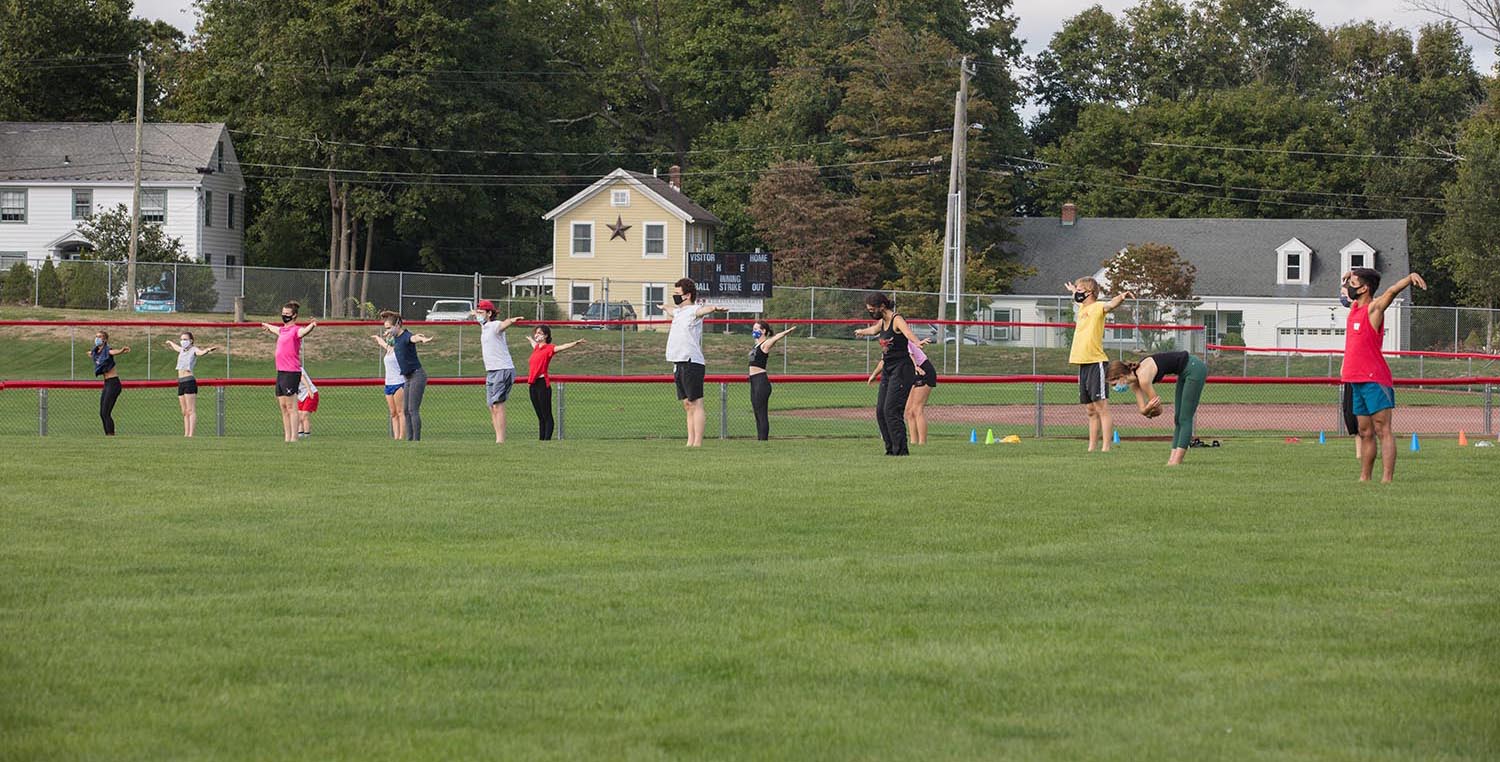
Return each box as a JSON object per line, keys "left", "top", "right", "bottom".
{"left": 164, "top": 331, "right": 218, "bottom": 437}
{"left": 90, "top": 330, "right": 130, "bottom": 436}
{"left": 260, "top": 301, "right": 316, "bottom": 443}
{"left": 1341, "top": 268, "right": 1425, "bottom": 483}
{"left": 663, "top": 278, "right": 728, "bottom": 447}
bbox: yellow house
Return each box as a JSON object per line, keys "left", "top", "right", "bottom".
{"left": 542, "top": 167, "right": 721, "bottom": 321}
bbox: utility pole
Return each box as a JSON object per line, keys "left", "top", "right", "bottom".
{"left": 938, "top": 56, "right": 972, "bottom": 372}
{"left": 126, "top": 53, "right": 145, "bottom": 310}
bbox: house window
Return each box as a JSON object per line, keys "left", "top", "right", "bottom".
{"left": 141, "top": 189, "right": 166, "bottom": 223}
{"left": 1284, "top": 252, "right": 1301, "bottom": 282}
{"left": 0, "top": 252, "right": 26, "bottom": 268}
{"left": 643, "top": 222, "right": 666, "bottom": 258}
{"left": 216, "top": 141, "right": 224, "bottom": 172}
{"left": 0, "top": 189, "right": 26, "bottom": 222}
{"left": 989, "top": 308, "right": 1016, "bottom": 341}
{"left": 571, "top": 222, "right": 593, "bottom": 257}
{"left": 72, "top": 189, "right": 93, "bottom": 220}
{"left": 204, "top": 190, "right": 213, "bottom": 227}
{"left": 1276, "top": 237, "right": 1312, "bottom": 285}
{"left": 224, "top": 255, "right": 237, "bottom": 275}
{"left": 643, "top": 285, "right": 665, "bottom": 317}
{"left": 1202, "top": 311, "right": 1244, "bottom": 343}
{"left": 1340, "top": 239, "right": 1375, "bottom": 274}
{"left": 227, "top": 193, "right": 236, "bottom": 229}
{"left": 611, "top": 190, "right": 629, "bottom": 207}
{"left": 570, "top": 283, "right": 593, "bottom": 318}
{"left": 689, "top": 225, "right": 707, "bottom": 252}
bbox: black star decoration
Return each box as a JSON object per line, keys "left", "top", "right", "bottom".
{"left": 607, "top": 215, "right": 631, "bottom": 241}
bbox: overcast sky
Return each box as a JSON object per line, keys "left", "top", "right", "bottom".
{"left": 136, "top": 0, "right": 1498, "bottom": 102}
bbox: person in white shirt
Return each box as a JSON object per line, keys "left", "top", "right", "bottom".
{"left": 372, "top": 332, "right": 406, "bottom": 440}
{"left": 471, "top": 299, "right": 524, "bottom": 443}
{"left": 662, "top": 278, "right": 728, "bottom": 447}
{"left": 164, "top": 331, "right": 218, "bottom": 437}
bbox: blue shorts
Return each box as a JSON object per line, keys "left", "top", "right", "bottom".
{"left": 1349, "top": 382, "right": 1395, "bottom": 416}
{"left": 384, "top": 383, "right": 405, "bottom": 396}
{"left": 486, "top": 368, "right": 515, "bottom": 405}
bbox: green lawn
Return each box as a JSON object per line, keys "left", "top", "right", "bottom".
{"left": 1, "top": 437, "right": 1496, "bottom": 760}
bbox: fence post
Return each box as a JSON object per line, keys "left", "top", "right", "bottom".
{"left": 555, "top": 383, "right": 565, "bottom": 440}
{"left": 1034, "top": 382, "right": 1044, "bottom": 438}
{"left": 108, "top": 266, "right": 113, "bottom": 310}
{"left": 173, "top": 262, "right": 179, "bottom": 307}
{"left": 808, "top": 287, "right": 815, "bottom": 339}
{"left": 38, "top": 389, "right": 48, "bottom": 436}
{"left": 146, "top": 326, "right": 153, "bottom": 380}
{"left": 1485, "top": 385, "right": 1493, "bottom": 437}
{"left": 69, "top": 327, "right": 75, "bottom": 380}
{"left": 720, "top": 382, "right": 729, "bottom": 440}
{"left": 216, "top": 385, "right": 226, "bottom": 437}
{"left": 322, "top": 270, "right": 329, "bottom": 318}
{"left": 457, "top": 324, "right": 463, "bottom": 377}
{"left": 33, "top": 266, "right": 39, "bottom": 306}
{"left": 225, "top": 327, "right": 232, "bottom": 379}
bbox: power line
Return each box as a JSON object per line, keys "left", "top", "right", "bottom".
{"left": 234, "top": 58, "right": 961, "bottom": 78}
{"left": 232, "top": 156, "right": 940, "bottom": 181}
{"left": 1147, "top": 140, "right": 1457, "bottom": 162}
{"left": 227, "top": 128, "right": 952, "bottom": 159}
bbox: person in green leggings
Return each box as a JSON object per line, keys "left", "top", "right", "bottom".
{"left": 1108, "top": 350, "right": 1208, "bottom": 466}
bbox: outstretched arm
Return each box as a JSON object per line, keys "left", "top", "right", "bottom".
{"left": 1103, "top": 290, "right": 1133, "bottom": 312}
{"left": 260, "top": 323, "right": 279, "bottom": 335}
{"left": 852, "top": 321, "right": 883, "bottom": 337}
{"left": 410, "top": 333, "right": 435, "bottom": 344}
{"left": 555, "top": 339, "right": 587, "bottom": 353}
{"left": 497, "top": 316, "right": 524, "bottom": 331}
{"left": 758, "top": 327, "right": 797, "bottom": 352}
{"left": 195, "top": 345, "right": 218, "bottom": 355}
{"left": 695, "top": 304, "right": 728, "bottom": 318}
{"left": 109, "top": 346, "right": 130, "bottom": 356}
{"left": 164, "top": 340, "right": 181, "bottom": 353}
{"left": 1367, "top": 272, "right": 1426, "bottom": 330}
{"left": 370, "top": 335, "right": 390, "bottom": 352}
{"left": 297, "top": 320, "right": 318, "bottom": 338}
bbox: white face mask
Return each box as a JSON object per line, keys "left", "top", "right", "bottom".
{"left": 180, "top": 338, "right": 192, "bottom": 348}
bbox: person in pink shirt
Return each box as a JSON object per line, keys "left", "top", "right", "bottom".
{"left": 260, "top": 301, "right": 318, "bottom": 442}
{"left": 1340, "top": 268, "right": 1425, "bottom": 483}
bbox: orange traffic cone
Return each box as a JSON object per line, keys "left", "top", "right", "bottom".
{"left": 1458, "top": 430, "right": 1469, "bottom": 446}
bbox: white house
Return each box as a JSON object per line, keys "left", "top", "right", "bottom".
{"left": 0, "top": 122, "right": 245, "bottom": 305}
{"left": 987, "top": 207, "right": 1411, "bottom": 353}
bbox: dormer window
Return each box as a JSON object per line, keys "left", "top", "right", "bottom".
{"left": 611, "top": 190, "right": 630, "bottom": 207}
{"left": 1340, "top": 238, "right": 1375, "bottom": 273}
{"left": 1276, "top": 238, "right": 1312, "bottom": 286}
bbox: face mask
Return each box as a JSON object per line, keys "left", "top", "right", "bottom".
{"left": 1073, "top": 291, "right": 1088, "bottom": 303}
{"left": 1112, "top": 382, "right": 1129, "bottom": 393}
{"left": 1345, "top": 285, "right": 1362, "bottom": 301}
{"left": 281, "top": 314, "right": 294, "bottom": 324}
{"left": 672, "top": 294, "right": 686, "bottom": 305}
{"left": 94, "top": 337, "right": 103, "bottom": 347}
{"left": 180, "top": 339, "right": 192, "bottom": 348}
{"left": 752, "top": 330, "right": 764, "bottom": 339}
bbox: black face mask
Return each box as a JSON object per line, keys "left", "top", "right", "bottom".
{"left": 672, "top": 294, "right": 686, "bottom": 305}
{"left": 281, "top": 314, "right": 294, "bottom": 323}
{"left": 1345, "top": 285, "right": 1362, "bottom": 301}
{"left": 1072, "top": 291, "right": 1088, "bottom": 304}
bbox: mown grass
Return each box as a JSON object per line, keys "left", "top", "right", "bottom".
{"left": 1, "top": 437, "right": 1496, "bottom": 760}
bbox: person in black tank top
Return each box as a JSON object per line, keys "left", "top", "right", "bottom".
{"left": 853, "top": 293, "right": 923, "bottom": 455}
{"left": 1107, "top": 351, "right": 1209, "bottom": 466}
{"left": 747, "top": 321, "right": 797, "bottom": 441}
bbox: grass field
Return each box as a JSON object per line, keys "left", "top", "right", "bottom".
{"left": 2, "top": 436, "right": 1497, "bottom": 760}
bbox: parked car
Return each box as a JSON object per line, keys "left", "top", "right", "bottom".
{"left": 134, "top": 288, "right": 176, "bottom": 313}
{"left": 578, "top": 301, "right": 639, "bottom": 331}
{"left": 424, "top": 299, "right": 473, "bottom": 322}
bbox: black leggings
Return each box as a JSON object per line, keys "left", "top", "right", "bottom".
{"left": 876, "top": 361, "right": 914, "bottom": 455}
{"left": 100, "top": 377, "right": 122, "bottom": 435}
{"left": 749, "top": 373, "right": 772, "bottom": 441}
{"left": 530, "top": 378, "right": 554, "bottom": 440}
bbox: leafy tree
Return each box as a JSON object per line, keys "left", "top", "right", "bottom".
{"left": 1104, "top": 242, "right": 1197, "bottom": 349}
{"left": 76, "top": 204, "right": 186, "bottom": 263}
{"left": 1, "top": 262, "right": 33, "bottom": 305}
{"left": 35, "top": 259, "right": 63, "bottom": 308}
{"left": 1437, "top": 118, "right": 1500, "bottom": 313}
{"left": 61, "top": 262, "right": 110, "bottom": 310}
{"left": 749, "top": 161, "right": 880, "bottom": 288}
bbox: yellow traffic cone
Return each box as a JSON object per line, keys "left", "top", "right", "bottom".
{"left": 985, "top": 428, "right": 995, "bottom": 445}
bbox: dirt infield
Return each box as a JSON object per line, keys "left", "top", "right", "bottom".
{"left": 784, "top": 403, "right": 1493, "bottom": 434}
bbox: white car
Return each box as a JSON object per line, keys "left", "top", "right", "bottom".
{"left": 424, "top": 299, "right": 474, "bottom": 322}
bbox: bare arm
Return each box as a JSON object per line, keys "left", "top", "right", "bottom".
{"left": 110, "top": 346, "right": 130, "bottom": 356}
{"left": 555, "top": 339, "right": 587, "bottom": 353}
{"left": 1103, "top": 290, "right": 1133, "bottom": 313}
{"left": 894, "top": 315, "right": 923, "bottom": 346}
{"left": 165, "top": 340, "right": 181, "bottom": 353}
{"left": 1367, "top": 272, "right": 1426, "bottom": 332}
{"left": 260, "top": 323, "right": 279, "bottom": 335}
{"left": 297, "top": 320, "right": 318, "bottom": 338}
{"left": 497, "top": 316, "right": 524, "bottom": 331}
{"left": 852, "top": 321, "right": 882, "bottom": 337}
{"left": 410, "top": 333, "right": 435, "bottom": 344}
{"left": 1135, "top": 362, "right": 1160, "bottom": 413}
{"left": 695, "top": 304, "right": 728, "bottom": 318}
{"left": 370, "top": 335, "right": 390, "bottom": 352}
{"left": 659, "top": 303, "right": 678, "bottom": 317}
{"left": 868, "top": 359, "right": 884, "bottom": 386}
{"left": 758, "top": 327, "right": 796, "bottom": 353}
{"left": 195, "top": 346, "right": 218, "bottom": 355}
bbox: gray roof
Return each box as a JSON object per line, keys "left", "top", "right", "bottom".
{"left": 0, "top": 122, "right": 228, "bottom": 183}
{"left": 625, "top": 170, "right": 722, "bottom": 226}
{"left": 1005, "top": 216, "right": 1409, "bottom": 298}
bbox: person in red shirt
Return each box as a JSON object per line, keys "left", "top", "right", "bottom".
{"left": 525, "top": 326, "right": 586, "bottom": 440}
{"left": 1340, "top": 267, "right": 1426, "bottom": 483}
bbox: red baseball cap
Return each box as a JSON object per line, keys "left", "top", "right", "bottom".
{"left": 476, "top": 299, "right": 496, "bottom": 312}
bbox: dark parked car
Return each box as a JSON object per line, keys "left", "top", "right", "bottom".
{"left": 579, "top": 301, "right": 639, "bottom": 331}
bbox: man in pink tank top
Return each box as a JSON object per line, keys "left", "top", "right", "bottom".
{"left": 1340, "top": 267, "right": 1425, "bottom": 483}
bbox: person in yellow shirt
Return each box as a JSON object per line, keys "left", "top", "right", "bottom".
{"left": 1065, "top": 277, "right": 1132, "bottom": 452}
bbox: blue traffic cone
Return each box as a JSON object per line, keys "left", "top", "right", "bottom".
{"left": 1410, "top": 433, "right": 1420, "bottom": 452}
{"left": 1318, "top": 431, "right": 1326, "bottom": 444}
{"left": 970, "top": 429, "right": 977, "bottom": 444}
{"left": 1112, "top": 429, "right": 1121, "bottom": 445}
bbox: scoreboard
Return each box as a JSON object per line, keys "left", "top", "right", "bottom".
{"left": 686, "top": 251, "right": 773, "bottom": 298}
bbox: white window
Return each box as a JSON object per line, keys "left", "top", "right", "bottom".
{"left": 643, "top": 285, "right": 665, "bottom": 317}
{"left": 0, "top": 189, "right": 26, "bottom": 222}
{"left": 227, "top": 193, "right": 236, "bottom": 229}
{"left": 989, "top": 308, "right": 1016, "bottom": 341}
{"left": 1340, "top": 238, "right": 1375, "bottom": 274}
{"left": 216, "top": 141, "right": 224, "bottom": 172}
{"left": 203, "top": 190, "right": 213, "bottom": 227}
{"left": 141, "top": 189, "right": 166, "bottom": 224}
{"left": 689, "top": 225, "right": 707, "bottom": 252}
{"left": 0, "top": 252, "right": 26, "bottom": 267}
{"left": 569, "top": 283, "right": 593, "bottom": 318}
{"left": 1276, "top": 237, "right": 1312, "bottom": 285}
{"left": 72, "top": 189, "right": 92, "bottom": 220}
{"left": 571, "top": 222, "right": 593, "bottom": 257}
{"left": 643, "top": 222, "right": 666, "bottom": 258}
{"left": 611, "top": 190, "right": 630, "bottom": 207}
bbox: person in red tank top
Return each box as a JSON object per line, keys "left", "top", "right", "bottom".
{"left": 1340, "top": 267, "right": 1426, "bottom": 483}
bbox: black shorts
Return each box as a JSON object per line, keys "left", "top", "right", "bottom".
{"left": 1341, "top": 382, "right": 1359, "bottom": 435}
{"left": 914, "top": 359, "right": 938, "bottom": 388}
{"left": 674, "top": 361, "right": 706, "bottom": 401}
{"left": 177, "top": 377, "right": 198, "bottom": 396}
{"left": 275, "top": 370, "right": 301, "bottom": 397}
{"left": 1078, "top": 361, "right": 1108, "bottom": 404}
